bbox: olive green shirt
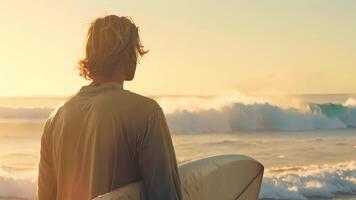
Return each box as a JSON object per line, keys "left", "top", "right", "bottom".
{"left": 37, "top": 82, "right": 182, "bottom": 200}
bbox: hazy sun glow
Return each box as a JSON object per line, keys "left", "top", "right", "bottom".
{"left": 0, "top": 0, "right": 355, "bottom": 96}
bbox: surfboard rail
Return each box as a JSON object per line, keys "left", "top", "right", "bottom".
{"left": 93, "top": 154, "right": 264, "bottom": 200}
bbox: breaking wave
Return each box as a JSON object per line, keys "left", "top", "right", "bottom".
{"left": 1, "top": 97, "right": 356, "bottom": 133}
{"left": 166, "top": 102, "right": 356, "bottom": 133}
{"left": 0, "top": 107, "right": 53, "bottom": 122}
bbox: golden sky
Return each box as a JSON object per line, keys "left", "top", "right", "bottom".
{"left": 0, "top": 0, "right": 355, "bottom": 96}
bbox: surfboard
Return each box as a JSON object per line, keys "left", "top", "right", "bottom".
{"left": 93, "top": 154, "right": 264, "bottom": 200}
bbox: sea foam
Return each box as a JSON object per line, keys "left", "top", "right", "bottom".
{"left": 0, "top": 166, "right": 37, "bottom": 199}
{"left": 260, "top": 161, "right": 356, "bottom": 199}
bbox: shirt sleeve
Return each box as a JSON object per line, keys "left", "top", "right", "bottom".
{"left": 37, "top": 120, "right": 56, "bottom": 200}
{"left": 137, "top": 107, "right": 182, "bottom": 200}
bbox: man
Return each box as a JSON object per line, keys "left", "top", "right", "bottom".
{"left": 37, "top": 15, "right": 182, "bottom": 200}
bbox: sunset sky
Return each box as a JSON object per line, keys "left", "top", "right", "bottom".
{"left": 0, "top": 0, "right": 355, "bottom": 96}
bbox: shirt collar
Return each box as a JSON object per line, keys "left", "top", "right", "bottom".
{"left": 78, "top": 82, "right": 124, "bottom": 95}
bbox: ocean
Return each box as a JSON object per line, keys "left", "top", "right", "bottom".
{"left": 0, "top": 93, "right": 355, "bottom": 200}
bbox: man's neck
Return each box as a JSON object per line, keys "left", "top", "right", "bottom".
{"left": 91, "top": 76, "right": 124, "bottom": 86}
{"left": 91, "top": 80, "right": 124, "bottom": 85}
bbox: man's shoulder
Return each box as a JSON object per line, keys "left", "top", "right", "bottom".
{"left": 102, "top": 89, "right": 161, "bottom": 114}
{"left": 41, "top": 102, "right": 65, "bottom": 137}
{"left": 123, "top": 90, "right": 158, "bottom": 106}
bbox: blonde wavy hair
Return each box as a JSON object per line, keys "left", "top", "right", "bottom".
{"left": 78, "top": 15, "right": 148, "bottom": 80}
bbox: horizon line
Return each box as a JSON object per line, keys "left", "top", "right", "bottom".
{"left": 0, "top": 93, "right": 355, "bottom": 99}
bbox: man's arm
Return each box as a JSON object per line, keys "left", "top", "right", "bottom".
{"left": 137, "top": 107, "right": 182, "bottom": 200}
{"left": 37, "top": 121, "right": 56, "bottom": 200}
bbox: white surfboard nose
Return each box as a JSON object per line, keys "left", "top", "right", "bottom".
{"left": 93, "top": 154, "right": 264, "bottom": 200}
{"left": 179, "top": 154, "right": 264, "bottom": 200}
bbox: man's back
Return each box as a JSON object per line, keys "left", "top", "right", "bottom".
{"left": 37, "top": 82, "right": 182, "bottom": 200}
